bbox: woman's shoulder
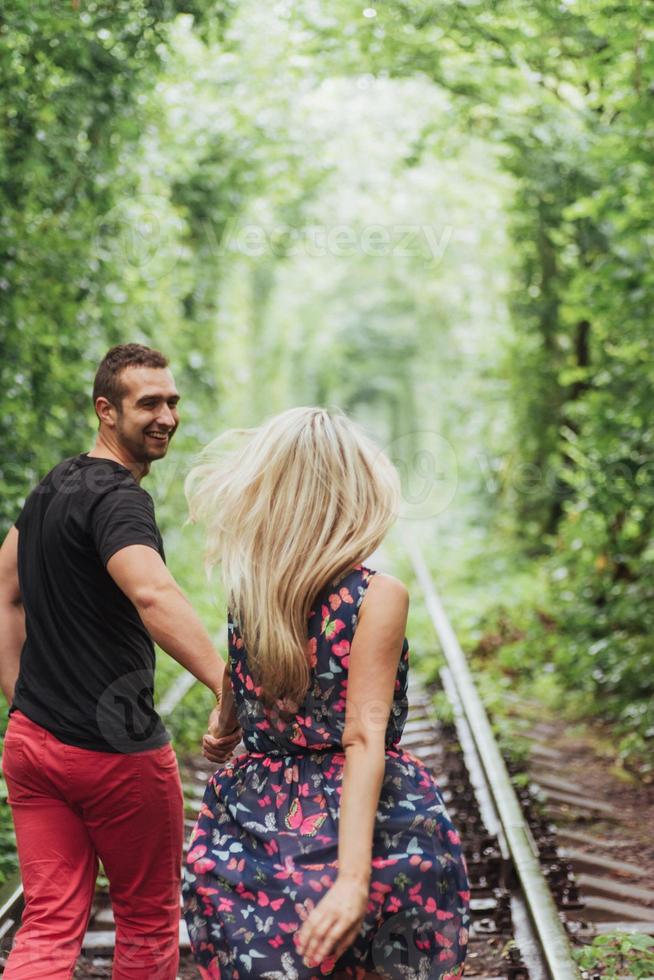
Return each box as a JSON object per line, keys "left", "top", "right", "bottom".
{"left": 359, "top": 568, "right": 410, "bottom": 608}
{"left": 335, "top": 564, "right": 409, "bottom": 605}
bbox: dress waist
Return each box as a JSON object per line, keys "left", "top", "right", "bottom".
{"left": 245, "top": 747, "right": 343, "bottom": 758}
{"left": 243, "top": 740, "right": 402, "bottom": 758}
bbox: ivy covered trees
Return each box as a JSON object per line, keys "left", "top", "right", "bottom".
{"left": 1, "top": 0, "right": 652, "bottom": 767}
{"left": 0, "top": 1, "right": 235, "bottom": 526}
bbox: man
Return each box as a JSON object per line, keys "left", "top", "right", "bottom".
{"left": 0, "top": 343, "right": 241, "bottom": 979}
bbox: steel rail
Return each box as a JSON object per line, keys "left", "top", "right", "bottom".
{"left": 408, "top": 538, "right": 580, "bottom": 980}
{"left": 441, "top": 664, "right": 550, "bottom": 980}
{"left": 0, "top": 878, "right": 22, "bottom": 942}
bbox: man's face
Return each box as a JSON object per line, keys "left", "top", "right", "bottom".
{"left": 113, "top": 366, "right": 180, "bottom": 463}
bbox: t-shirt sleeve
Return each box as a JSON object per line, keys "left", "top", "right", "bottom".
{"left": 14, "top": 490, "right": 33, "bottom": 532}
{"left": 90, "top": 486, "right": 163, "bottom": 567}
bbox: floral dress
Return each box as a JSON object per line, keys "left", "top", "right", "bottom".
{"left": 183, "top": 566, "right": 470, "bottom": 980}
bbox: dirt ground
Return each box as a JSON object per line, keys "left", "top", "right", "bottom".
{"left": 516, "top": 706, "right": 654, "bottom": 888}
{"left": 73, "top": 954, "right": 201, "bottom": 977}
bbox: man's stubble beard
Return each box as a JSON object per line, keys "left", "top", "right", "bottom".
{"left": 115, "top": 413, "right": 172, "bottom": 465}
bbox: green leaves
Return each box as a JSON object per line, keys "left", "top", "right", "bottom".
{"left": 1, "top": 0, "right": 653, "bottom": 783}
{"left": 0, "top": 2, "right": 239, "bottom": 530}
{"left": 574, "top": 931, "right": 654, "bottom": 978}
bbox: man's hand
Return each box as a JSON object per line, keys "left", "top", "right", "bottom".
{"left": 201, "top": 703, "right": 242, "bottom": 765}
{"left": 201, "top": 727, "right": 242, "bottom": 765}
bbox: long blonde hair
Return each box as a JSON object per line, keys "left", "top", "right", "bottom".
{"left": 185, "top": 406, "right": 401, "bottom": 708}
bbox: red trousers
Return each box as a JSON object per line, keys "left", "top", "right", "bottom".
{"left": 1, "top": 709, "right": 184, "bottom": 980}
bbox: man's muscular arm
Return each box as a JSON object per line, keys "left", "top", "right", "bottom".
{"left": 107, "top": 544, "right": 241, "bottom": 762}
{"left": 0, "top": 528, "right": 25, "bottom": 703}
{"left": 107, "top": 544, "right": 226, "bottom": 696}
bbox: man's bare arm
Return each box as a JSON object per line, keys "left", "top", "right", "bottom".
{"left": 107, "top": 544, "right": 226, "bottom": 695}
{"left": 0, "top": 528, "right": 25, "bottom": 704}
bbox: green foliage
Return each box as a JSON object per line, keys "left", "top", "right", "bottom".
{"left": 166, "top": 683, "right": 217, "bottom": 756}
{"left": 0, "top": 1, "right": 237, "bottom": 528}
{"left": 574, "top": 932, "right": 654, "bottom": 978}
{"left": 349, "top": 0, "right": 654, "bottom": 765}
{"left": 1, "top": 3, "right": 157, "bottom": 522}
{"left": 2, "top": 0, "right": 653, "bottom": 890}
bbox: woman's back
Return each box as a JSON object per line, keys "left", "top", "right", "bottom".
{"left": 184, "top": 564, "right": 470, "bottom": 979}
{"left": 228, "top": 565, "right": 409, "bottom": 759}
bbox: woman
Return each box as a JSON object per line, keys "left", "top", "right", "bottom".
{"left": 182, "top": 407, "right": 470, "bottom": 980}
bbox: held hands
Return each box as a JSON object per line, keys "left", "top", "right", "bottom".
{"left": 294, "top": 874, "right": 370, "bottom": 969}
{"left": 201, "top": 703, "right": 242, "bottom": 765}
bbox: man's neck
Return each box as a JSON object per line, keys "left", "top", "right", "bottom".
{"left": 87, "top": 436, "right": 150, "bottom": 483}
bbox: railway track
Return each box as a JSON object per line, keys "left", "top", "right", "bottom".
{"left": 0, "top": 549, "right": 652, "bottom": 977}
{"left": 408, "top": 540, "right": 654, "bottom": 979}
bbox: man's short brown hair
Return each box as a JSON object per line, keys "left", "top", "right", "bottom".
{"left": 92, "top": 343, "right": 169, "bottom": 410}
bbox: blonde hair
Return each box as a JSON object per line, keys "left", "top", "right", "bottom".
{"left": 185, "top": 406, "right": 401, "bottom": 708}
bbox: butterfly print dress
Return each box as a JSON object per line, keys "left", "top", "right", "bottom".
{"left": 183, "top": 565, "right": 470, "bottom": 979}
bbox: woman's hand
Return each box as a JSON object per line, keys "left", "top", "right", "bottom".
{"left": 201, "top": 704, "right": 242, "bottom": 764}
{"left": 294, "top": 875, "right": 370, "bottom": 968}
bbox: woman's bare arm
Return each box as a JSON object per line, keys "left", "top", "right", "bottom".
{"left": 338, "top": 573, "right": 409, "bottom": 881}
{"left": 296, "top": 572, "right": 409, "bottom": 966}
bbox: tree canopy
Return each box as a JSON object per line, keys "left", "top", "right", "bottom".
{"left": 1, "top": 0, "right": 652, "bottom": 772}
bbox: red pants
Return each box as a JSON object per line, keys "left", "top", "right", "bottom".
{"left": 1, "top": 709, "right": 184, "bottom": 980}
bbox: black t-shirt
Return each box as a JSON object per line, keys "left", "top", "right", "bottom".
{"left": 11, "top": 453, "right": 170, "bottom": 753}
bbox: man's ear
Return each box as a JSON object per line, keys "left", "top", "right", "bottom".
{"left": 95, "top": 396, "right": 118, "bottom": 427}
